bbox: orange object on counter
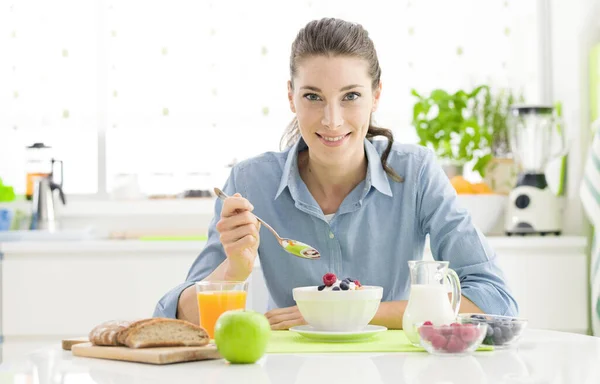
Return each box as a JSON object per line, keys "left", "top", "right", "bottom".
{"left": 470, "top": 182, "right": 494, "bottom": 194}
{"left": 450, "top": 176, "right": 494, "bottom": 195}
{"left": 450, "top": 176, "right": 474, "bottom": 194}
{"left": 196, "top": 283, "right": 248, "bottom": 339}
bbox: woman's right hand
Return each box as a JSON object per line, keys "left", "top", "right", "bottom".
{"left": 215, "top": 193, "right": 260, "bottom": 281}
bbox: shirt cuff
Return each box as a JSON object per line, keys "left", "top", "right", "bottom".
{"left": 153, "top": 281, "right": 196, "bottom": 319}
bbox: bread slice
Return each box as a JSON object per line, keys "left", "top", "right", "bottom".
{"left": 122, "top": 318, "right": 210, "bottom": 349}
{"left": 89, "top": 320, "right": 133, "bottom": 346}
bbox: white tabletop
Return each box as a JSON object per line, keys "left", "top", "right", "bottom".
{"left": 1, "top": 329, "right": 599, "bottom": 384}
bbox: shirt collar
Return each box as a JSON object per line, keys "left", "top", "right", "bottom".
{"left": 274, "top": 137, "right": 393, "bottom": 200}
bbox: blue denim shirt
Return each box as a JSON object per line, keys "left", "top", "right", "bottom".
{"left": 154, "top": 138, "right": 518, "bottom": 318}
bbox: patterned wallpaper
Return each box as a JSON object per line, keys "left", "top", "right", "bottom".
{"left": 0, "top": 0, "right": 539, "bottom": 194}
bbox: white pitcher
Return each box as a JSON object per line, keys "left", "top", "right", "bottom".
{"left": 402, "top": 260, "right": 461, "bottom": 346}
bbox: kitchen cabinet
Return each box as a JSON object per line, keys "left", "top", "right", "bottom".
{"left": 0, "top": 236, "right": 588, "bottom": 338}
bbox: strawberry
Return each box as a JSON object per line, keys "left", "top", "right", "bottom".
{"left": 354, "top": 280, "right": 361, "bottom": 287}
{"left": 323, "top": 272, "right": 337, "bottom": 287}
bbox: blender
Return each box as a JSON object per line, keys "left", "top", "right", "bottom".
{"left": 505, "top": 105, "right": 567, "bottom": 236}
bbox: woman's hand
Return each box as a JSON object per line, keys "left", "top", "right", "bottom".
{"left": 265, "top": 306, "right": 307, "bottom": 330}
{"left": 215, "top": 193, "right": 260, "bottom": 281}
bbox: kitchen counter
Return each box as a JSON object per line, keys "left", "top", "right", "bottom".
{"left": 1, "top": 329, "right": 599, "bottom": 383}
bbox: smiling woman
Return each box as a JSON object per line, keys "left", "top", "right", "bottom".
{"left": 156, "top": 18, "right": 518, "bottom": 333}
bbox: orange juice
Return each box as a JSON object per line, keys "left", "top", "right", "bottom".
{"left": 197, "top": 290, "right": 247, "bottom": 338}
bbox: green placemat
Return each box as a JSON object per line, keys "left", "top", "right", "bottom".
{"left": 266, "top": 330, "right": 493, "bottom": 353}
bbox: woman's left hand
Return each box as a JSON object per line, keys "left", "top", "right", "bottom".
{"left": 265, "top": 306, "right": 307, "bottom": 330}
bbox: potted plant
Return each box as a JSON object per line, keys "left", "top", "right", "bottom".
{"left": 411, "top": 85, "right": 489, "bottom": 177}
{"left": 411, "top": 86, "right": 523, "bottom": 187}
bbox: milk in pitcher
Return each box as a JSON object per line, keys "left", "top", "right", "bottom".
{"left": 402, "top": 284, "right": 457, "bottom": 345}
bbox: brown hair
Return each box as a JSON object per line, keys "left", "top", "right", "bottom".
{"left": 281, "top": 17, "right": 403, "bottom": 183}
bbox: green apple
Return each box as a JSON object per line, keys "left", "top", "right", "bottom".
{"left": 214, "top": 310, "right": 271, "bottom": 364}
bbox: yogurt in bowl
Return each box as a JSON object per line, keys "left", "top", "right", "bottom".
{"left": 293, "top": 272, "right": 383, "bottom": 332}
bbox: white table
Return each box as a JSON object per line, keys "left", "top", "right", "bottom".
{"left": 1, "top": 330, "right": 599, "bottom": 383}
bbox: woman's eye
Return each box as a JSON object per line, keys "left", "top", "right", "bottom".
{"left": 303, "top": 93, "right": 322, "bottom": 101}
{"left": 344, "top": 92, "right": 361, "bottom": 101}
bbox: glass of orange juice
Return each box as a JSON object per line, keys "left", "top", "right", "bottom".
{"left": 195, "top": 281, "right": 249, "bottom": 339}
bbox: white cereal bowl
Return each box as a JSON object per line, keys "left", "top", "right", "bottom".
{"left": 292, "top": 286, "right": 383, "bottom": 332}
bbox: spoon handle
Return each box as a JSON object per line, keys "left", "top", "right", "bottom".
{"left": 213, "top": 188, "right": 283, "bottom": 242}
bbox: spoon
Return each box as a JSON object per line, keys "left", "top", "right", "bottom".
{"left": 213, "top": 188, "right": 320, "bottom": 260}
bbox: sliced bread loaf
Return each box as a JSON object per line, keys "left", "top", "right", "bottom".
{"left": 89, "top": 320, "right": 133, "bottom": 346}
{"left": 122, "top": 318, "right": 210, "bottom": 348}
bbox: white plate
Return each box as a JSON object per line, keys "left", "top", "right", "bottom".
{"left": 289, "top": 324, "right": 387, "bottom": 342}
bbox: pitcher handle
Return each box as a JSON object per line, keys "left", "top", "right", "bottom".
{"left": 446, "top": 268, "right": 462, "bottom": 317}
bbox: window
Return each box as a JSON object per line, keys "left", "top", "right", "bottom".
{"left": 0, "top": 0, "right": 542, "bottom": 196}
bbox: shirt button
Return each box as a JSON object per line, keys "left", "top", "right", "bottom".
{"left": 329, "top": 232, "right": 335, "bottom": 239}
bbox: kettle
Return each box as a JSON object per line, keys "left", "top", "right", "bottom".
{"left": 30, "top": 176, "right": 66, "bottom": 231}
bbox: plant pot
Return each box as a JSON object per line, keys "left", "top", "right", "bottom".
{"left": 483, "top": 157, "right": 520, "bottom": 195}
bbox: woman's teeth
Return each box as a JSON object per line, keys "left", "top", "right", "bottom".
{"left": 322, "top": 134, "right": 347, "bottom": 142}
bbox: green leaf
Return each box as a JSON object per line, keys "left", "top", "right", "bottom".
{"left": 472, "top": 154, "right": 493, "bottom": 178}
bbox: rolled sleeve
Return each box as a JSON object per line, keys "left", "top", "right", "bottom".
{"left": 417, "top": 150, "right": 519, "bottom": 316}
{"left": 153, "top": 281, "right": 196, "bottom": 318}
{"left": 153, "top": 167, "right": 240, "bottom": 318}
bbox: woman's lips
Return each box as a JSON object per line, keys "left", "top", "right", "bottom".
{"left": 316, "top": 133, "right": 351, "bottom": 147}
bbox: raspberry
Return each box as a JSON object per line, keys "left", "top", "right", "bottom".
{"left": 445, "top": 335, "right": 466, "bottom": 353}
{"left": 451, "top": 322, "right": 462, "bottom": 336}
{"left": 459, "top": 324, "right": 478, "bottom": 343}
{"left": 439, "top": 325, "right": 453, "bottom": 337}
{"left": 419, "top": 324, "right": 435, "bottom": 341}
{"left": 354, "top": 280, "right": 361, "bottom": 287}
{"left": 430, "top": 334, "right": 448, "bottom": 350}
{"left": 423, "top": 321, "right": 433, "bottom": 326}
{"left": 323, "top": 273, "right": 337, "bottom": 287}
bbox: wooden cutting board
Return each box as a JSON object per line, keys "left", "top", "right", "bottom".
{"left": 71, "top": 342, "right": 221, "bottom": 365}
{"left": 62, "top": 337, "right": 89, "bottom": 351}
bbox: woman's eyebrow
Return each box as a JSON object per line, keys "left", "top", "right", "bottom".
{"left": 299, "top": 84, "right": 365, "bottom": 92}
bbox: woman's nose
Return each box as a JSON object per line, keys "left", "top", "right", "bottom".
{"left": 321, "top": 104, "right": 344, "bottom": 129}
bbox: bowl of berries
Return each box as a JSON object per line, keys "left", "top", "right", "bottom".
{"left": 292, "top": 272, "right": 383, "bottom": 332}
{"left": 417, "top": 319, "right": 488, "bottom": 355}
{"left": 458, "top": 313, "right": 528, "bottom": 348}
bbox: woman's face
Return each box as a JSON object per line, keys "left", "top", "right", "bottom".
{"left": 288, "top": 55, "right": 381, "bottom": 167}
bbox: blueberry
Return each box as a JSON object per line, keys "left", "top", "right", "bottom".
{"left": 332, "top": 286, "right": 340, "bottom": 291}
{"left": 345, "top": 277, "right": 354, "bottom": 282}
{"left": 318, "top": 285, "right": 325, "bottom": 291}
{"left": 486, "top": 326, "right": 494, "bottom": 337}
{"left": 471, "top": 314, "right": 486, "bottom": 321}
{"left": 502, "top": 327, "right": 513, "bottom": 341}
{"left": 493, "top": 327, "right": 504, "bottom": 344}
{"left": 340, "top": 282, "right": 349, "bottom": 290}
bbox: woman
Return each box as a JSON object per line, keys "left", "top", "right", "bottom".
{"left": 154, "top": 18, "right": 518, "bottom": 330}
